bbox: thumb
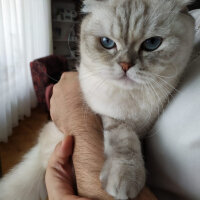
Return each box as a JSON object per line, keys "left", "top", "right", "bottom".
{"left": 48, "top": 135, "right": 74, "bottom": 168}
{"left": 57, "top": 135, "right": 74, "bottom": 162}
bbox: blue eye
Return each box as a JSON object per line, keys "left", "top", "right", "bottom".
{"left": 142, "top": 37, "right": 163, "bottom": 51}
{"left": 100, "top": 37, "right": 116, "bottom": 49}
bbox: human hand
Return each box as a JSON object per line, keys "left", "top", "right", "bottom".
{"left": 49, "top": 72, "right": 157, "bottom": 200}
{"left": 50, "top": 72, "right": 81, "bottom": 133}
{"left": 45, "top": 135, "right": 91, "bottom": 200}
{"left": 50, "top": 72, "right": 100, "bottom": 135}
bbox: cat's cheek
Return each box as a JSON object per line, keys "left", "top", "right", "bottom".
{"left": 148, "top": 65, "right": 166, "bottom": 76}
{"left": 126, "top": 68, "right": 144, "bottom": 85}
{"left": 112, "top": 64, "right": 124, "bottom": 78}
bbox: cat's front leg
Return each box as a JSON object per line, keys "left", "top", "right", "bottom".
{"left": 100, "top": 117, "right": 145, "bottom": 200}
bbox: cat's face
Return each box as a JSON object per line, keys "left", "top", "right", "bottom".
{"left": 80, "top": 0, "right": 194, "bottom": 90}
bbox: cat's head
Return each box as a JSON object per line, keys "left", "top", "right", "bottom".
{"left": 80, "top": 0, "right": 195, "bottom": 90}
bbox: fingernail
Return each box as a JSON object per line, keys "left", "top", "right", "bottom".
{"left": 60, "top": 135, "right": 74, "bottom": 155}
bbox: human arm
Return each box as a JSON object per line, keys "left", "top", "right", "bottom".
{"left": 50, "top": 72, "right": 112, "bottom": 199}
{"left": 50, "top": 72, "right": 157, "bottom": 200}
{"left": 45, "top": 135, "right": 91, "bottom": 200}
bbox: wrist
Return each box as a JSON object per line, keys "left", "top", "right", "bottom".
{"left": 71, "top": 121, "right": 113, "bottom": 200}
{"left": 63, "top": 111, "right": 102, "bottom": 137}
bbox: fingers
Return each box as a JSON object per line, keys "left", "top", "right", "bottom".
{"left": 45, "top": 136, "right": 75, "bottom": 199}
{"left": 53, "top": 72, "right": 78, "bottom": 92}
{"left": 57, "top": 135, "right": 74, "bottom": 161}
{"left": 49, "top": 72, "right": 79, "bottom": 133}
{"left": 46, "top": 135, "right": 93, "bottom": 200}
{"left": 60, "top": 71, "right": 78, "bottom": 82}
{"left": 48, "top": 136, "right": 74, "bottom": 168}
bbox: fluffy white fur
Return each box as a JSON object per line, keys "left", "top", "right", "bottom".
{"left": 0, "top": 123, "right": 64, "bottom": 200}
{"left": 0, "top": 0, "right": 195, "bottom": 200}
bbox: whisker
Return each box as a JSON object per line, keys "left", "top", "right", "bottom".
{"left": 154, "top": 75, "right": 180, "bottom": 94}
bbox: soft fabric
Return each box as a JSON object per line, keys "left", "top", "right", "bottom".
{"left": 30, "top": 55, "right": 69, "bottom": 105}
{"left": 145, "top": 10, "right": 200, "bottom": 200}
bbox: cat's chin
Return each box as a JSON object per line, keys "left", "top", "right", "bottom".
{"left": 112, "top": 75, "right": 139, "bottom": 90}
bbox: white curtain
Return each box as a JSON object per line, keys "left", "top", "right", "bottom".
{"left": 0, "top": 0, "right": 53, "bottom": 142}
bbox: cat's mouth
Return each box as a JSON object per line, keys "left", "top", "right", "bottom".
{"left": 118, "top": 74, "right": 136, "bottom": 85}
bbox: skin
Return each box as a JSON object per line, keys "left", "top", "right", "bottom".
{"left": 49, "top": 72, "right": 112, "bottom": 200}
{"left": 45, "top": 135, "right": 91, "bottom": 200}
{"left": 48, "top": 72, "right": 157, "bottom": 200}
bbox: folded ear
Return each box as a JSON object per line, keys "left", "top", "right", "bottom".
{"left": 82, "top": 0, "right": 107, "bottom": 13}
{"left": 82, "top": 0, "right": 194, "bottom": 14}
{"left": 168, "top": 0, "right": 193, "bottom": 14}
{"left": 175, "top": 0, "right": 193, "bottom": 8}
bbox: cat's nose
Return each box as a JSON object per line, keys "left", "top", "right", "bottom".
{"left": 119, "top": 62, "right": 132, "bottom": 73}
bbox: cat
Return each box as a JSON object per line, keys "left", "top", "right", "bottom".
{"left": 0, "top": 0, "right": 195, "bottom": 200}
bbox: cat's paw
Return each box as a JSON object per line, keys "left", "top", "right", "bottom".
{"left": 100, "top": 158, "right": 145, "bottom": 200}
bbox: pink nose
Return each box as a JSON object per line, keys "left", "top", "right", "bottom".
{"left": 120, "top": 62, "right": 132, "bottom": 72}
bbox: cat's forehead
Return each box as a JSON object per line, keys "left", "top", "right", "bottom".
{"left": 85, "top": 0, "right": 179, "bottom": 43}
{"left": 83, "top": 0, "right": 190, "bottom": 13}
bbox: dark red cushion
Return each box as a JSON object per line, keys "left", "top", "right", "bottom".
{"left": 30, "top": 55, "right": 70, "bottom": 105}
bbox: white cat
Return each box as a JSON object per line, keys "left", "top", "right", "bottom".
{"left": 0, "top": 0, "right": 195, "bottom": 200}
